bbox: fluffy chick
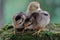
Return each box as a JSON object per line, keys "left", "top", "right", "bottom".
{"left": 12, "top": 12, "right": 26, "bottom": 34}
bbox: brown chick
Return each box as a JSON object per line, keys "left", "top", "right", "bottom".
{"left": 12, "top": 12, "right": 26, "bottom": 34}
{"left": 26, "top": 1, "right": 41, "bottom": 16}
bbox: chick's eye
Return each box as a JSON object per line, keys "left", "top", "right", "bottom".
{"left": 36, "top": 7, "right": 38, "bottom": 9}
{"left": 44, "top": 14, "right": 48, "bottom": 16}
{"left": 42, "top": 13, "right": 48, "bottom": 16}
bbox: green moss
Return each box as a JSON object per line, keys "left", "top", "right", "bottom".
{"left": 0, "top": 23, "right": 60, "bottom": 40}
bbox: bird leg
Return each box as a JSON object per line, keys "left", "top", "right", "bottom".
{"left": 13, "top": 17, "right": 19, "bottom": 34}
{"left": 32, "top": 26, "right": 42, "bottom": 35}
{"left": 22, "top": 23, "right": 28, "bottom": 32}
{"left": 13, "top": 28, "right": 17, "bottom": 34}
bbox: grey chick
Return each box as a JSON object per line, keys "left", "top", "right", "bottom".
{"left": 32, "top": 10, "right": 50, "bottom": 35}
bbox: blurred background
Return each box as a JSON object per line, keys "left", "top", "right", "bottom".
{"left": 0, "top": 0, "right": 60, "bottom": 26}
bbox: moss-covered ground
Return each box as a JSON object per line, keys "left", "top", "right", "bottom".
{"left": 0, "top": 23, "right": 60, "bottom": 40}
